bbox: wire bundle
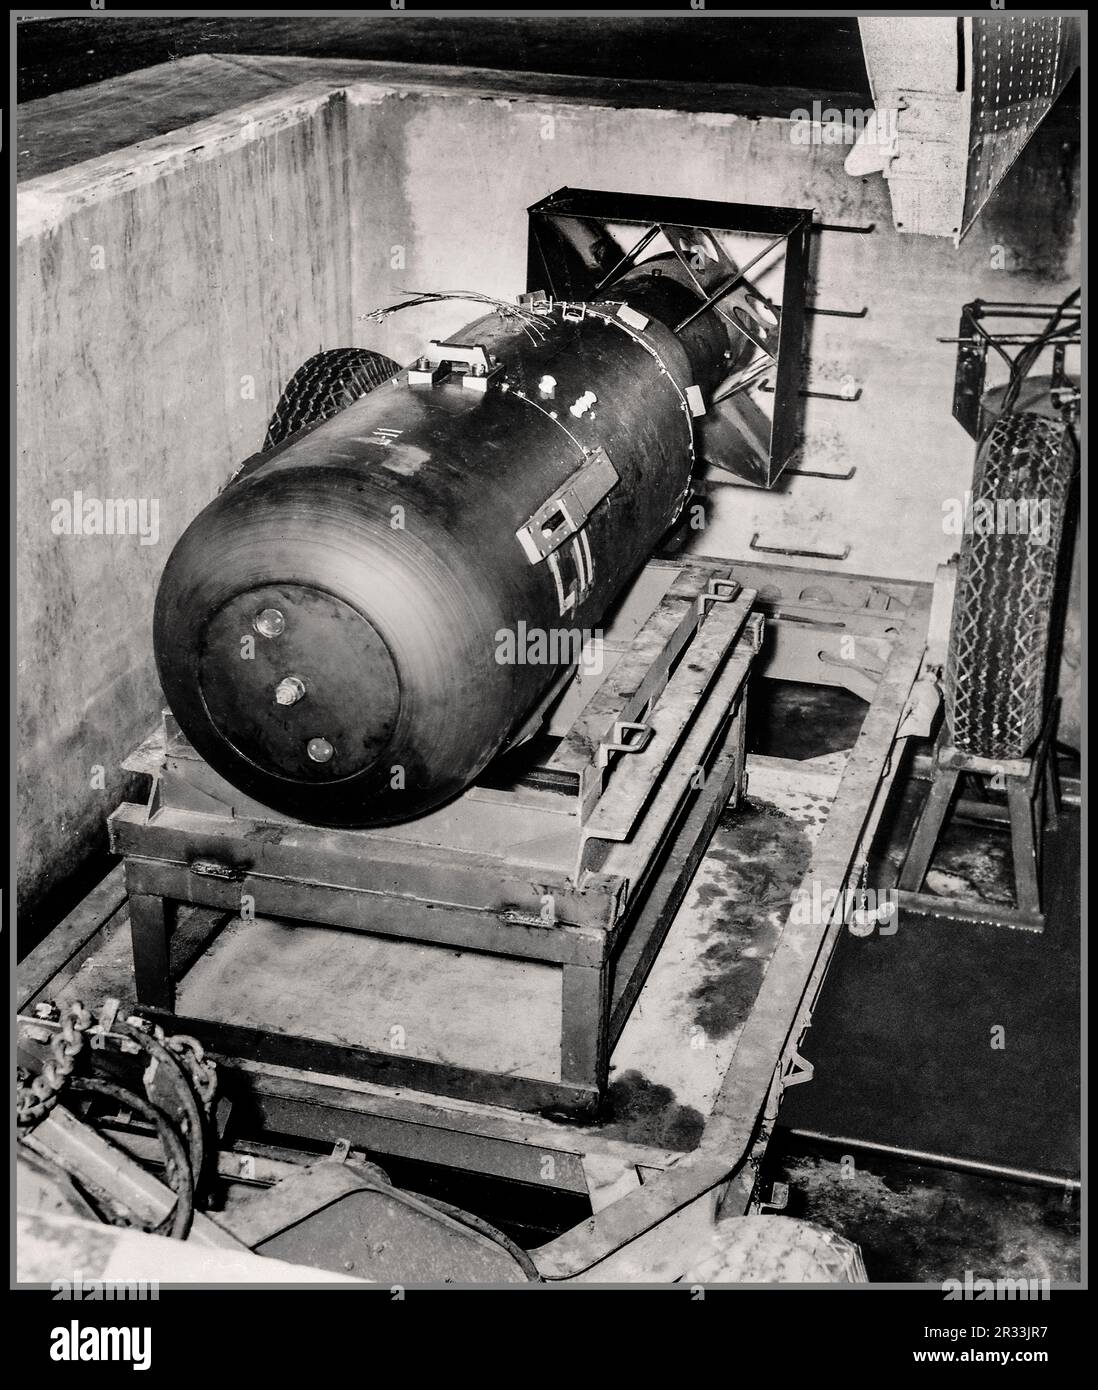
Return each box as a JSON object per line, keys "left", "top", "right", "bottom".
{"left": 361, "top": 288, "right": 553, "bottom": 344}
{"left": 996, "top": 286, "right": 1081, "bottom": 423}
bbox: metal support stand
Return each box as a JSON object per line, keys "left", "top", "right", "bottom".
{"left": 897, "top": 701, "right": 1060, "bottom": 932}
{"left": 110, "top": 559, "right": 760, "bottom": 1119}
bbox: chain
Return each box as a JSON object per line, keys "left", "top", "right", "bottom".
{"left": 120, "top": 1016, "right": 218, "bottom": 1109}
{"left": 161, "top": 1032, "right": 218, "bottom": 1110}
{"left": 854, "top": 859, "right": 870, "bottom": 913}
{"left": 16, "top": 1002, "right": 93, "bottom": 1128}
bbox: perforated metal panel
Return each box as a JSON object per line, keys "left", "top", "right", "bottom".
{"left": 855, "top": 15, "right": 1079, "bottom": 242}
{"left": 964, "top": 14, "right": 1080, "bottom": 238}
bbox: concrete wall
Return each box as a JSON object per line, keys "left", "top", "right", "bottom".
{"left": 16, "top": 69, "right": 1080, "bottom": 921}
{"left": 343, "top": 78, "right": 1078, "bottom": 745}
{"left": 17, "top": 82, "right": 358, "bottom": 923}
{"left": 342, "top": 80, "right": 1079, "bottom": 580}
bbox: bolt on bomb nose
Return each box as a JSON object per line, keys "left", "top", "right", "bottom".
{"left": 255, "top": 608, "right": 286, "bottom": 638}
{"left": 274, "top": 676, "right": 306, "bottom": 706}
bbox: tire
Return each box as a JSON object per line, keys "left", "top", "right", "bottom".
{"left": 682, "top": 1216, "right": 868, "bottom": 1284}
{"left": 263, "top": 348, "right": 400, "bottom": 450}
{"left": 944, "top": 411, "right": 1077, "bottom": 760}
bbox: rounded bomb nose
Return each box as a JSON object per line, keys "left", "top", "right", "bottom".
{"left": 151, "top": 469, "right": 506, "bottom": 828}
{"left": 196, "top": 582, "right": 402, "bottom": 785}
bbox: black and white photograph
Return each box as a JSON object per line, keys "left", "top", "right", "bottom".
{"left": 12, "top": 3, "right": 1085, "bottom": 1352}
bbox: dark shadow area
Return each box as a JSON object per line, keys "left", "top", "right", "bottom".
{"left": 17, "top": 15, "right": 870, "bottom": 103}
{"left": 747, "top": 677, "right": 867, "bottom": 759}
{"left": 17, "top": 840, "right": 122, "bottom": 963}
{"left": 778, "top": 760, "right": 1081, "bottom": 1181}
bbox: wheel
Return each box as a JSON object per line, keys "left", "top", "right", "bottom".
{"left": 682, "top": 1216, "right": 868, "bottom": 1283}
{"left": 944, "top": 411, "right": 1077, "bottom": 760}
{"left": 263, "top": 348, "right": 400, "bottom": 450}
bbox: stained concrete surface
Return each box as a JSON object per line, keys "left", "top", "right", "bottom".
{"left": 761, "top": 1137, "right": 1080, "bottom": 1285}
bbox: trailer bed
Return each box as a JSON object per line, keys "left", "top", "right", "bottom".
{"left": 18, "top": 561, "right": 932, "bottom": 1280}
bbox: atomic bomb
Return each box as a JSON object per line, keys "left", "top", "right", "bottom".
{"left": 154, "top": 253, "right": 762, "bottom": 827}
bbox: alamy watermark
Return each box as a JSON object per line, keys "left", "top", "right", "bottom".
{"left": 49, "top": 1274, "right": 156, "bottom": 1370}
{"left": 49, "top": 1321, "right": 152, "bottom": 1371}
{"left": 789, "top": 100, "right": 898, "bottom": 146}
{"left": 50, "top": 491, "right": 160, "bottom": 546}
{"left": 495, "top": 623, "right": 605, "bottom": 674}
{"left": 791, "top": 882, "right": 899, "bottom": 936}
{"left": 941, "top": 1270, "right": 1050, "bottom": 1301}
{"left": 942, "top": 493, "right": 1052, "bottom": 545}
{"left": 52, "top": 1273, "right": 159, "bottom": 1301}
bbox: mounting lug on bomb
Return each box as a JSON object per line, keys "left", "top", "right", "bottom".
{"left": 408, "top": 340, "right": 505, "bottom": 392}
{"left": 516, "top": 289, "right": 553, "bottom": 315}
{"left": 516, "top": 446, "right": 619, "bottom": 564}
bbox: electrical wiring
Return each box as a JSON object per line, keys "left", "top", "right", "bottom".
{"left": 994, "top": 286, "right": 1080, "bottom": 425}
{"left": 361, "top": 288, "right": 552, "bottom": 344}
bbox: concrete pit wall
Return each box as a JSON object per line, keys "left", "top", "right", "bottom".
{"left": 16, "top": 70, "right": 1081, "bottom": 925}
{"left": 17, "top": 82, "right": 358, "bottom": 927}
